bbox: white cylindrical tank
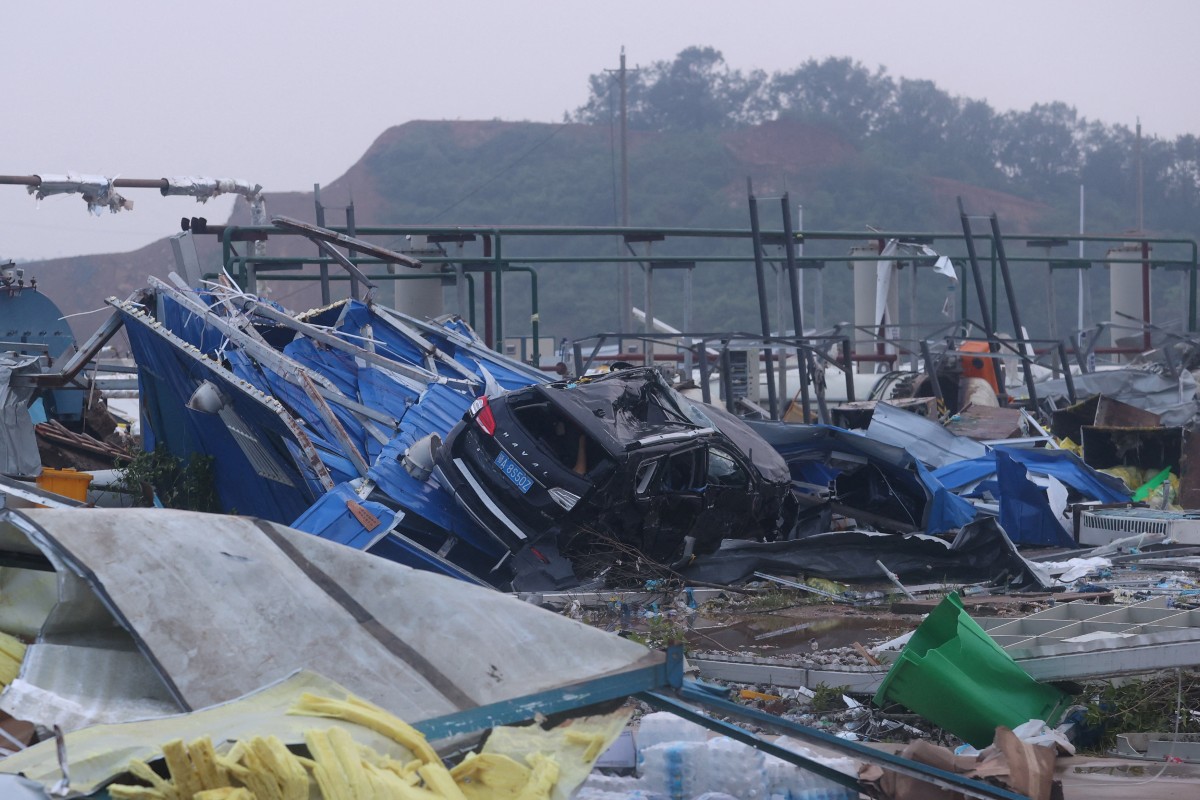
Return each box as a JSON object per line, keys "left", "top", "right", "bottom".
{"left": 387, "top": 235, "right": 445, "bottom": 320}
{"left": 1108, "top": 243, "right": 1148, "bottom": 352}
{"left": 851, "top": 243, "right": 879, "bottom": 374}
{"left": 850, "top": 242, "right": 897, "bottom": 374}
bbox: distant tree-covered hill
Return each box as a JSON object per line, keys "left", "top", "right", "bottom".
{"left": 27, "top": 48, "right": 1200, "bottom": 353}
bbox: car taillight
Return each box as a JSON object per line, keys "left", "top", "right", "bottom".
{"left": 470, "top": 395, "right": 496, "bottom": 435}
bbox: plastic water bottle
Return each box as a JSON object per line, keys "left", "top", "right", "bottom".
{"left": 574, "top": 773, "right": 653, "bottom": 798}
{"left": 574, "top": 791, "right": 666, "bottom": 800}
{"left": 765, "top": 736, "right": 858, "bottom": 800}
{"left": 639, "top": 741, "right": 705, "bottom": 800}
{"left": 700, "top": 737, "right": 767, "bottom": 799}
{"left": 636, "top": 712, "right": 709, "bottom": 755}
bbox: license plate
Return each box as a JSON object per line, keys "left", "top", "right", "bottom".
{"left": 494, "top": 451, "right": 533, "bottom": 493}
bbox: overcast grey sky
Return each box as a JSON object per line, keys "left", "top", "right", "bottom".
{"left": 3, "top": 0, "right": 1197, "bottom": 261}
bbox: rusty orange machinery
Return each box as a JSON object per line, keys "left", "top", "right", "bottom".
{"left": 958, "top": 341, "right": 1003, "bottom": 396}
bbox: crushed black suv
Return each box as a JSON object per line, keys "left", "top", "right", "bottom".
{"left": 433, "top": 367, "right": 796, "bottom": 586}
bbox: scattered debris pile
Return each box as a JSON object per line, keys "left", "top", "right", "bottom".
{"left": 10, "top": 239, "right": 1200, "bottom": 796}
{"left": 101, "top": 278, "right": 806, "bottom": 591}
{"left": 0, "top": 502, "right": 1070, "bottom": 800}
{"left": 859, "top": 723, "right": 1068, "bottom": 800}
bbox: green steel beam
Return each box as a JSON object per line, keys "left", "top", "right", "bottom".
{"left": 213, "top": 222, "right": 1197, "bottom": 249}
{"left": 221, "top": 249, "right": 1195, "bottom": 273}
{"left": 506, "top": 265, "right": 539, "bottom": 365}
{"left": 215, "top": 224, "right": 1198, "bottom": 337}
{"left": 412, "top": 647, "right": 684, "bottom": 743}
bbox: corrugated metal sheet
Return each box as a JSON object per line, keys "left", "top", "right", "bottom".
{"left": 866, "top": 401, "right": 988, "bottom": 469}
{"left": 121, "top": 283, "right": 540, "bottom": 566}
{"left": 0, "top": 508, "right": 655, "bottom": 733}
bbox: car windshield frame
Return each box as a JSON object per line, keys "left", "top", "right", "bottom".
{"left": 543, "top": 368, "right": 718, "bottom": 449}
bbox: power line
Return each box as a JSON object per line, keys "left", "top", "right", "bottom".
{"left": 432, "top": 123, "right": 569, "bottom": 221}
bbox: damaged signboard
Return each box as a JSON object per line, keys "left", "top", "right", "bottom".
{"left": 932, "top": 445, "right": 1130, "bottom": 546}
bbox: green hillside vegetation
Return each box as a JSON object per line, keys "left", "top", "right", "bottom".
{"left": 355, "top": 48, "right": 1200, "bottom": 345}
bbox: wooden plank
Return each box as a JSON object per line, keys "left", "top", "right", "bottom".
{"left": 943, "top": 403, "right": 1024, "bottom": 441}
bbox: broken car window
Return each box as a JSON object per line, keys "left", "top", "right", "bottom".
{"left": 707, "top": 447, "right": 749, "bottom": 488}
{"left": 512, "top": 397, "right": 604, "bottom": 475}
{"left": 661, "top": 448, "right": 706, "bottom": 493}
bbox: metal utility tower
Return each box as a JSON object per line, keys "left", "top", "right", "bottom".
{"left": 606, "top": 48, "right": 636, "bottom": 335}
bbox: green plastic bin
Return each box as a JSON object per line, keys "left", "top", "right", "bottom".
{"left": 874, "top": 592, "right": 1070, "bottom": 747}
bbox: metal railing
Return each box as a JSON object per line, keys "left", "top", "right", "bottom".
{"left": 191, "top": 221, "right": 1198, "bottom": 391}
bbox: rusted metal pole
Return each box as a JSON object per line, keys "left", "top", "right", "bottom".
{"left": 989, "top": 214, "right": 1037, "bottom": 407}
{"left": 1142, "top": 240, "right": 1152, "bottom": 350}
{"left": 957, "top": 198, "right": 996, "bottom": 349}
{"left": 781, "top": 193, "right": 811, "bottom": 422}
{"left": 747, "top": 183, "right": 779, "bottom": 419}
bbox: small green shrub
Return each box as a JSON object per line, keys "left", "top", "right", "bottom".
{"left": 1081, "top": 672, "right": 1200, "bottom": 751}
{"left": 810, "top": 683, "right": 851, "bottom": 713}
{"left": 114, "top": 449, "right": 220, "bottom": 512}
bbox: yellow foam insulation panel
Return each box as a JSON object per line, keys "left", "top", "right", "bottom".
{"left": 107, "top": 693, "right": 624, "bottom": 800}
{"left": 1100, "top": 465, "right": 1180, "bottom": 509}
{"left": 0, "top": 631, "right": 26, "bottom": 688}
{"left": 467, "top": 707, "right": 631, "bottom": 800}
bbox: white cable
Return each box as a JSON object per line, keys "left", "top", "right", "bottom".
{"left": 1122, "top": 668, "right": 1184, "bottom": 786}
{"left": 57, "top": 306, "right": 115, "bottom": 319}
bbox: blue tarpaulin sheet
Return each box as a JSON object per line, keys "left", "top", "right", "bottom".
{"left": 995, "top": 451, "right": 1077, "bottom": 548}
{"left": 338, "top": 304, "right": 434, "bottom": 369}
{"left": 366, "top": 383, "right": 506, "bottom": 563}
{"left": 127, "top": 289, "right": 516, "bottom": 541}
{"left": 933, "top": 446, "right": 1130, "bottom": 503}
{"left": 747, "top": 423, "right": 977, "bottom": 534}
{"left": 160, "top": 293, "right": 227, "bottom": 355}
{"left": 123, "top": 286, "right": 549, "bottom": 587}
{"left": 338, "top": 302, "right": 547, "bottom": 390}
{"left": 223, "top": 349, "right": 361, "bottom": 485}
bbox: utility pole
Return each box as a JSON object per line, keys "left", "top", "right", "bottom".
{"left": 1136, "top": 118, "right": 1144, "bottom": 232}
{"left": 620, "top": 48, "right": 629, "bottom": 231}
{"left": 1136, "top": 119, "right": 1150, "bottom": 349}
{"left": 606, "top": 48, "right": 635, "bottom": 335}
